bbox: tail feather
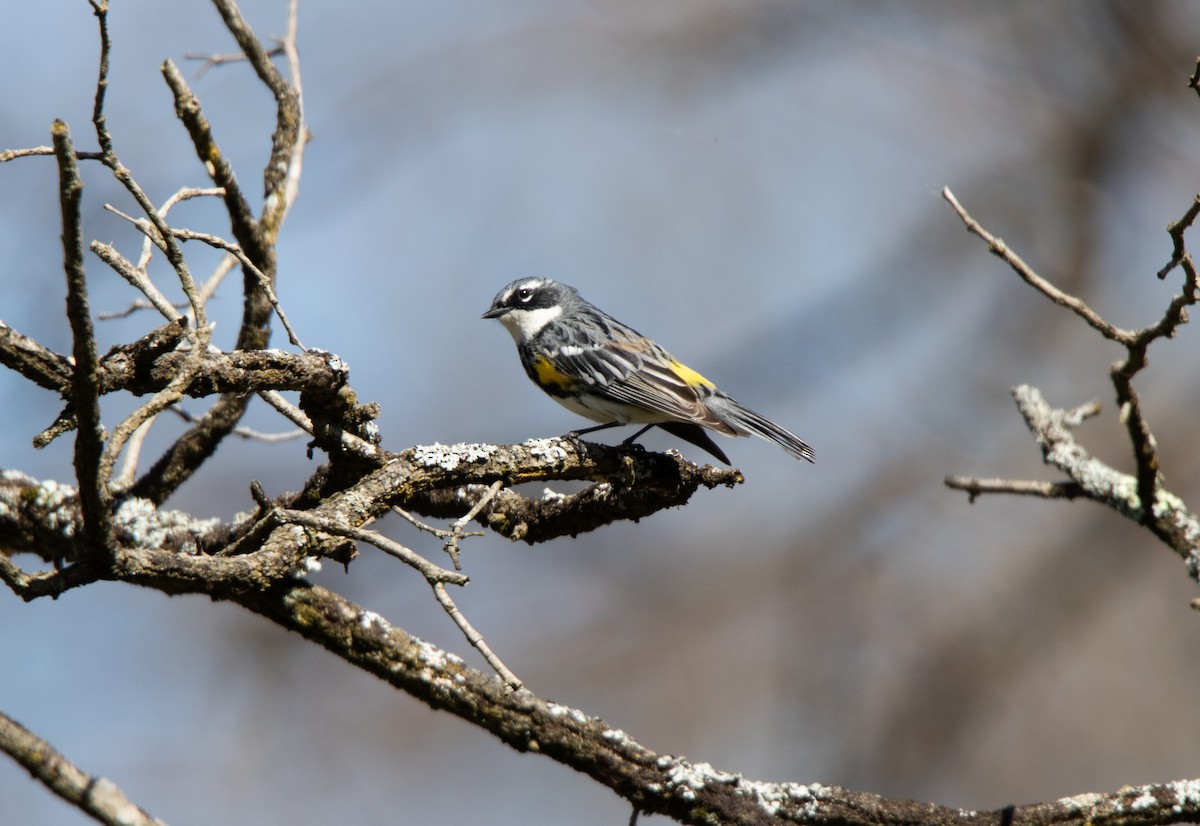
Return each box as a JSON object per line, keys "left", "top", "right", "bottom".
{"left": 706, "top": 395, "right": 814, "bottom": 463}
{"left": 656, "top": 422, "right": 732, "bottom": 465}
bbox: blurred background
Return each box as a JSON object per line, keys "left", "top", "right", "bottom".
{"left": 3, "top": 1, "right": 1200, "bottom": 823}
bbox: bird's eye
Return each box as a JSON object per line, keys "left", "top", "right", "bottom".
{"left": 517, "top": 288, "right": 534, "bottom": 303}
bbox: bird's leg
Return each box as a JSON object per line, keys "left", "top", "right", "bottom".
{"left": 570, "top": 421, "right": 622, "bottom": 437}
{"left": 621, "top": 424, "right": 655, "bottom": 445}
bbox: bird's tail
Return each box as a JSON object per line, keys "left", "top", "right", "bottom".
{"left": 706, "top": 393, "right": 814, "bottom": 463}
{"left": 656, "top": 421, "right": 732, "bottom": 465}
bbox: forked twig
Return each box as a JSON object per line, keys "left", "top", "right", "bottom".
{"left": 104, "top": 203, "right": 305, "bottom": 349}
{"left": 394, "top": 480, "right": 504, "bottom": 570}
{"left": 273, "top": 508, "right": 522, "bottom": 688}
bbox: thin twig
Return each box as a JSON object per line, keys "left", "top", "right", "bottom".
{"left": 97, "top": 298, "right": 183, "bottom": 322}
{"left": 277, "top": 0, "right": 307, "bottom": 222}
{"left": 134, "top": 186, "right": 224, "bottom": 273}
{"left": 1155, "top": 194, "right": 1200, "bottom": 281}
{"left": 276, "top": 509, "right": 467, "bottom": 586}
{"left": 943, "top": 184, "right": 1189, "bottom": 525}
{"left": 257, "top": 389, "right": 382, "bottom": 461}
{"left": 393, "top": 483, "right": 501, "bottom": 570}
{"left": 133, "top": 2, "right": 307, "bottom": 503}
{"left": 169, "top": 406, "right": 305, "bottom": 443}
{"left": 1112, "top": 194, "right": 1199, "bottom": 521}
{"left": 393, "top": 506, "right": 451, "bottom": 537}
{"left": 945, "top": 476, "right": 1086, "bottom": 503}
{"left": 88, "top": 0, "right": 111, "bottom": 135}
{"left": 210, "top": 1, "right": 290, "bottom": 95}
{"left": 273, "top": 508, "right": 520, "bottom": 688}
{"left": 257, "top": 390, "right": 314, "bottom": 435}
{"left": 444, "top": 480, "right": 504, "bottom": 569}
{"left": 197, "top": 253, "right": 238, "bottom": 306}
{"left": 96, "top": 324, "right": 213, "bottom": 493}
{"left": 90, "top": 241, "right": 181, "bottom": 322}
{"left": 432, "top": 582, "right": 523, "bottom": 691}
{"left": 0, "top": 146, "right": 105, "bottom": 163}
{"left": 104, "top": 204, "right": 305, "bottom": 348}
{"left": 0, "top": 554, "right": 101, "bottom": 601}
{"left": 113, "top": 417, "right": 156, "bottom": 490}
{"left": 184, "top": 44, "right": 284, "bottom": 79}
{"left": 160, "top": 60, "right": 258, "bottom": 262}
{"left": 90, "top": 4, "right": 207, "bottom": 333}
{"left": 942, "top": 187, "right": 1133, "bottom": 343}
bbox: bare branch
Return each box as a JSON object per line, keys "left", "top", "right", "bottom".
{"left": 393, "top": 480, "right": 500, "bottom": 570}
{"left": 404, "top": 446, "right": 742, "bottom": 544}
{"left": 0, "top": 320, "right": 74, "bottom": 393}
{"left": 943, "top": 185, "right": 1200, "bottom": 526}
{"left": 941, "top": 187, "right": 1132, "bottom": 343}
{"left": 91, "top": 241, "right": 182, "bottom": 322}
{"left": 0, "top": 709, "right": 169, "bottom": 826}
{"left": 138, "top": 4, "right": 308, "bottom": 503}
{"left": 133, "top": 186, "right": 225, "bottom": 274}
{"left": 89, "top": 5, "right": 207, "bottom": 334}
{"left": 277, "top": 0, "right": 306, "bottom": 218}
{"left": 53, "top": 120, "right": 112, "bottom": 553}
{"left": 184, "top": 45, "right": 283, "bottom": 79}
{"left": 227, "top": 580, "right": 1200, "bottom": 826}
{"left": 256, "top": 389, "right": 314, "bottom": 435}
{"left": 96, "top": 325, "right": 211, "bottom": 497}
{"left": 208, "top": 0, "right": 302, "bottom": 222}
{"left": 1112, "top": 195, "right": 1200, "bottom": 519}
{"left": 160, "top": 61, "right": 258, "bottom": 254}
{"left": 1155, "top": 193, "right": 1200, "bottom": 281}
{"left": 257, "top": 388, "right": 384, "bottom": 461}
{"left": 0, "top": 554, "right": 102, "bottom": 601}
{"left": 113, "top": 417, "right": 155, "bottom": 490}
{"left": 104, "top": 204, "right": 305, "bottom": 348}
{"left": 275, "top": 508, "right": 467, "bottom": 586}
{"left": 945, "top": 476, "right": 1087, "bottom": 503}
{"left": 0, "top": 146, "right": 105, "bottom": 163}
{"left": 97, "top": 298, "right": 181, "bottom": 322}
{"left": 169, "top": 406, "right": 305, "bottom": 443}
{"left": 268, "top": 505, "right": 522, "bottom": 687}
{"left": 432, "top": 581, "right": 523, "bottom": 690}
{"left": 88, "top": 0, "right": 112, "bottom": 139}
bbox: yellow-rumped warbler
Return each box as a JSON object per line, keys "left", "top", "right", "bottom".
{"left": 483, "top": 278, "right": 813, "bottom": 465}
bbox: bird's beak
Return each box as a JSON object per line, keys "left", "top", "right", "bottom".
{"left": 481, "top": 305, "right": 505, "bottom": 319}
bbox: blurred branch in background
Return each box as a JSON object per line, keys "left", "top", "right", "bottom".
{"left": 944, "top": 187, "right": 1200, "bottom": 569}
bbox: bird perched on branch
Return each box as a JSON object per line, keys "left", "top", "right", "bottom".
{"left": 483, "top": 277, "right": 813, "bottom": 465}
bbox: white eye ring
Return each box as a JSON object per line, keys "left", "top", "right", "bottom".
{"left": 517, "top": 288, "right": 534, "bottom": 303}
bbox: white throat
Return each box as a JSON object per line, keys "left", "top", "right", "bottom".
{"left": 498, "top": 304, "right": 563, "bottom": 343}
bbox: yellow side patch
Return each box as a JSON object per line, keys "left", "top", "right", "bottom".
{"left": 669, "top": 358, "right": 715, "bottom": 389}
{"left": 531, "top": 355, "right": 576, "bottom": 389}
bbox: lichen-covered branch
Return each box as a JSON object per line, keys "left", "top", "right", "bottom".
{"left": 1007, "top": 386, "right": 1200, "bottom": 576}
{"left": 944, "top": 186, "right": 1200, "bottom": 583}
{"left": 5, "top": 456, "right": 1182, "bottom": 826}
{"left": 407, "top": 453, "right": 742, "bottom": 543}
